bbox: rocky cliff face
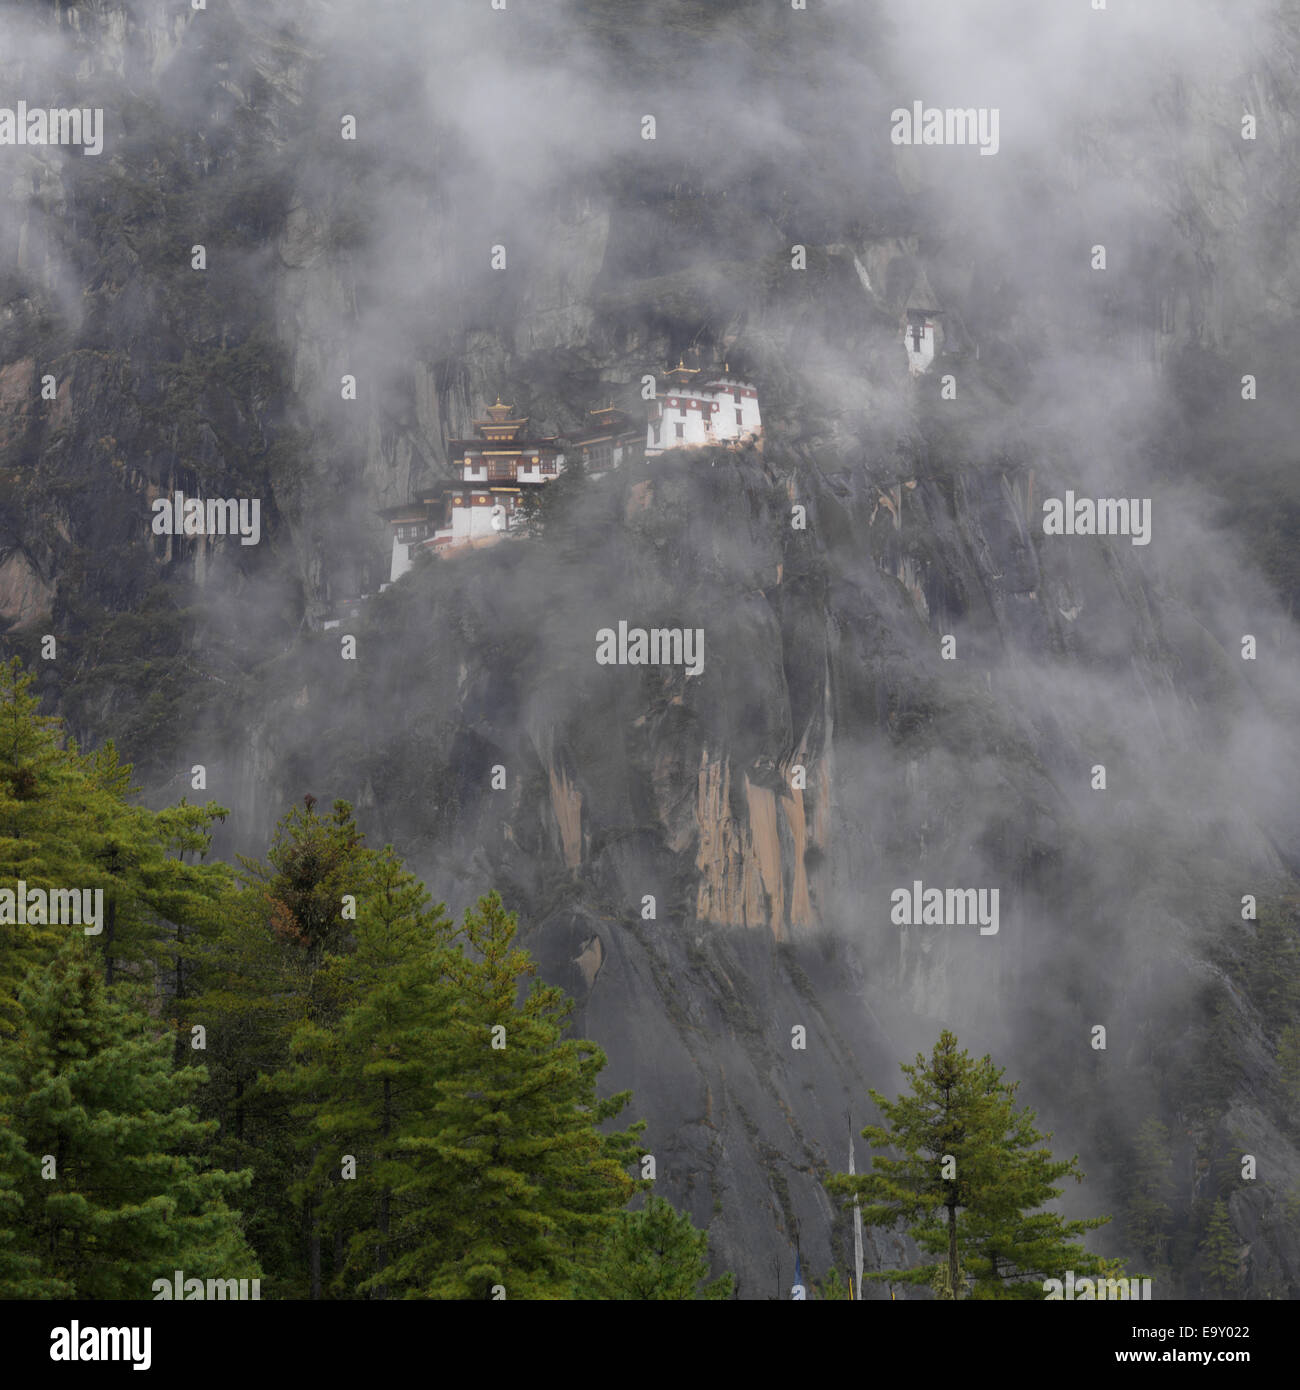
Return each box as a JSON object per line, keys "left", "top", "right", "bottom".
{"left": 3, "top": 0, "right": 1300, "bottom": 1296}
{"left": 228, "top": 433, "right": 1300, "bottom": 1294}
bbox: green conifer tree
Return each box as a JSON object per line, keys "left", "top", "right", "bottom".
{"left": 264, "top": 847, "right": 457, "bottom": 1298}
{"left": 1123, "top": 1117, "right": 1176, "bottom": 1269}
{"left": 0, "top": 657, "right": 230, "bottom": 1013}
{"left": 1200, "top": 1198, "right": 1240, "bottom": 1298}
{"left": 0, "top": 1113, "right": 69, "bottom": 1299}
{"left": 812, "top": 1265, "right": 852, "bottom": 1301}
{"left": 0, "top": 943, "right": 258, "bottom": 1298}
{"left": 191, "top": 797, "right": 380, "bottom": 1298}
{"left": 389, "top": 891, "right": 644, "bottom": 1299}
{"left": 827, "top": 1030, "right": 1111, "bottom": 1299}
{"left": 1245, "top": 908, "right": 1300, "bottom": 1036}
{"left": 575, "top": 1195, "right": 732, "bottom": 1300}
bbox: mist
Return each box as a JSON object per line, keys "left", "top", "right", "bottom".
{"left": 2, "top": 0, "right": 1298, "bottom": 1299}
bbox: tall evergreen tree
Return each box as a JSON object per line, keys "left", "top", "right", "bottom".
{"left": 0, "top": 657, "right": 230, "bottom": 1012}
{"left": 389, "top": 891, "right": 644, "bottom": 1299}
{"left": 575, "top": 1195, "right": 733, "bottom": 1300}
{"left": 1245, "top": 907, "right": 1300, "bottom": 1036}
{"left": 0, "top": 1112, "right": 68, "bottom": 1299}
{"left": 0, "top": 657, "right": 80, "bottom": 1012}
{"left": 827, "top": 1030, "right": 1112, "bottom": 1299}
{"left": 1123, "top": 1117, "right": 1175, "bottom": 1269}
{"left": 813, "top": 1266, "right": 852, "bottom": 1301}
{"left": 263, "top": 846, "right": 457, "bottom": 1298}
{"left": 0, "top": 943, "right": 258, "bottom": 1299}
{"left": 191, "top": 797, "right": 380, "bottom": 1298}
{"left": 1200, "top": 1198, "right": 1241, "bottom": 1298}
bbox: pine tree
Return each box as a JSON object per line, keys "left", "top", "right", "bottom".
{"left": 0, "top": 657, "right": 80, "bottom": 1013}
{"left": 263, "top": 846, "right": 457, "bottom": 1298}
{"left": 575, "top": 1195, "right": 732, "bottom": 1300}
{"left": 1200, "top": 1198, "right": 1240, "bottom": 1298}
{"left": 813, "top": 1265, "right": 852, "bottom": 1301}
{"left": 242, "top": 796, "right": 367, "bottom": 966}
{"left": 389, "top": 891, "right": 644, "bottom": 1299}
{"left": 0, "top": 1114, "right": 68, "bottom": 1299}
{"left": 827, "top": 1030, "right": 1112, "bottom": 1299}
{"left": 1245, "top": 907, "right": 1300, "bottom": 1036}
{"left": 1123, "top": 1117, "right": 1175, "bottom": 1269}
{"left": 191, "top": 797, "right": 381, "bottom": 1298}
{"left": 0, "top": 657, "right": 231, "bottom": 1013}
{"left": 1200, "top": 992, "right": 1242, "bottom": 1116}
{"left": 0, "top": 942, "right": 258, "bottom": 1299}
{"left": 147, "top": 798, "right": 235, "bottom": 1063}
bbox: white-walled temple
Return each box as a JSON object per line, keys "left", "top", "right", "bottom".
{"left": 644, "top": 361, "right": 762, "bottom": 457}
{"left": 380, "top": 399, "right": 561, "bottom": 580}
{"left": 380, "top": 365, "right": 763, "bottom": 577}
{"left": 903, "top": 309, "right": 941, "bottom": 375}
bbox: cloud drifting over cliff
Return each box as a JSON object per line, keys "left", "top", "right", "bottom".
{"left": 3, "top": 0, "right": 1299, "bottom": 1295}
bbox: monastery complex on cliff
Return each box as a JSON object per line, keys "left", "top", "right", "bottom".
{"left": 380, "top": 358, "right": 764, "bottom": 580}
{"left": 380, "top": 315, "right": 940, "bottom": 580}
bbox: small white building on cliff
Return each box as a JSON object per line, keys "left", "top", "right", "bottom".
{"left": 380, "top": 399, "right": 562, "bottom": 581}
{"left": 903, "top": 308, "right": 941, "bottom": 375}
{"left": 645, "top": 360, "right": 763, "bottom": 457}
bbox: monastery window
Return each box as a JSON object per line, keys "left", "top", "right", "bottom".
{"left": 736, "top": 409, "right": 744, "bottom": 427}
{"left": 651, "top": 421, "right": 661, "bottom": 445}
{"left": 675, "top": 423, "right": 685, "bottom": 440}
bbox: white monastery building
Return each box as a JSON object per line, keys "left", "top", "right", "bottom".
{"left": 380, "top": 361, "right": 763, "bottom": 578}
{"left": 645, "top": 360, "right": 762, "bottom": 456}
{"left": 379, "top": 398, "right": 564, "bottom": 581}
{"left": 902, "top": 308, "right": 941, "bottom": 376}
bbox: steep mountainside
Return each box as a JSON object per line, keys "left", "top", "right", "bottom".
{"left": 2, "top": 0, "right": 1300, "bottom": 1295}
